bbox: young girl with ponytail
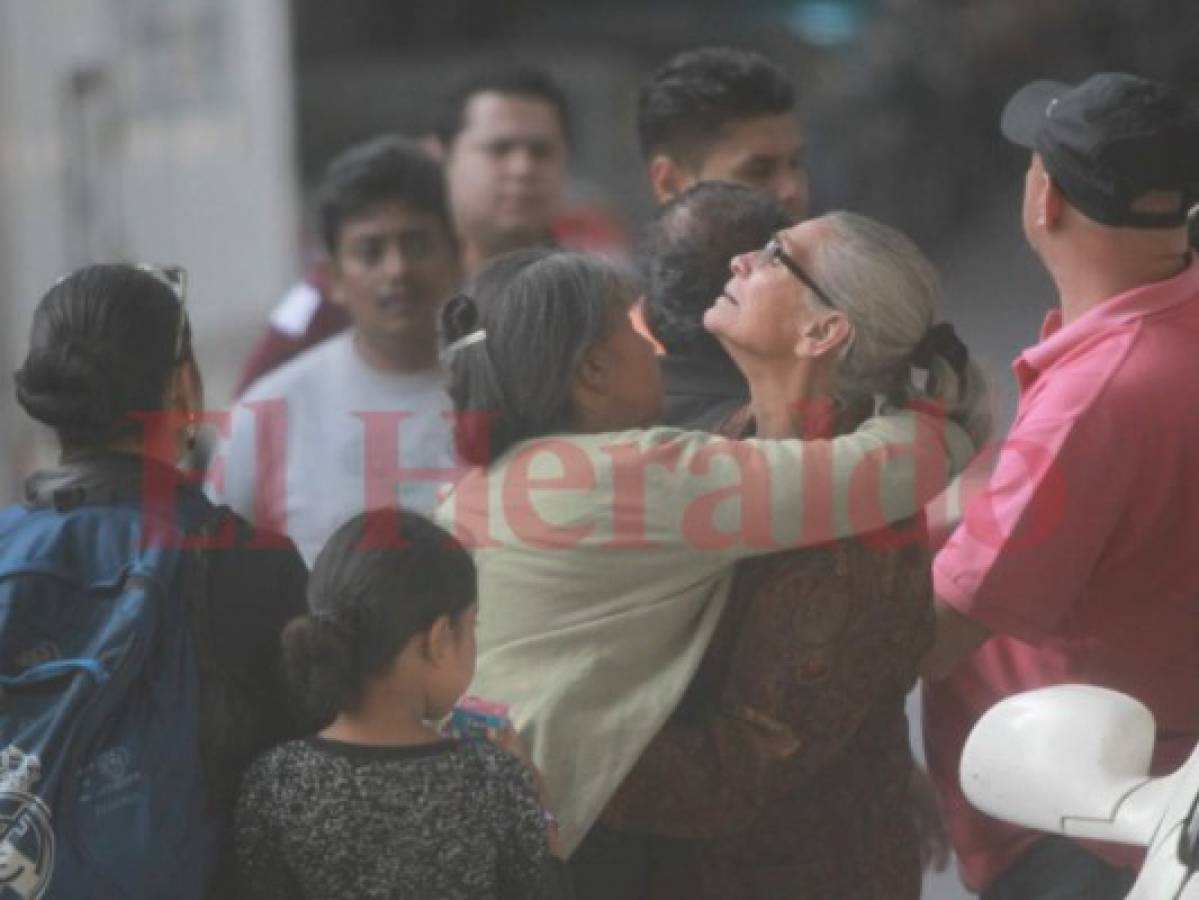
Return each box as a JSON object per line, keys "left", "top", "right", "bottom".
{"left": 234, "top": 509, "right": 569, "bottom": 899}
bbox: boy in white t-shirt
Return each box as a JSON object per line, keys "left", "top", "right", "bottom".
{"left": 210, "top": 135, "right": 462, "bottom": 564}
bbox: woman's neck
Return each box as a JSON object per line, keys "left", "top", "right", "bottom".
{"left": 741, "top": 358, "right": 835, "bottom": 439}
{"left": 319, "top": 685, "right": 444, "bottom": 747}
{"left": 63, "top": 434, "right": 179, "bottom": 467}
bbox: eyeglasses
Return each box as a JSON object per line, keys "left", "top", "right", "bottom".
{"left": 756, "top": 236, "right": 839, "bottom": 309}
{"left": 136, "top": 264, "right": 190, "bottom": 362}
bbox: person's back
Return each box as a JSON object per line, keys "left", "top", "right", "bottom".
{"left": 233, "top": 510, "right": 567, "bottom": 900}
{"left": 238, "top": 737, "right": 548, "bottom": 899}
{"left": 922, "top": 72, "right": 1199, "bottom": 898}
{"left": 6, "top": 265, "right": 311, "bottom": 898}
{"left": 927, "top": 255, "right": 1199, "bottom": 888}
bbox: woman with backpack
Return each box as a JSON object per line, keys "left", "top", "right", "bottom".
{"left": 234, "top": 509, "right": 571, "bottom": 899}
{"left": 2, "top": 264, "right": 314, "bottom": 898}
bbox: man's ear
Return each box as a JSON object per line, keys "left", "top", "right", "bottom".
{"left": 1039, "top": 171, "right": 1066, "bottom": 230}
{"left": 648, "top": 155, "right": 694, "bottom": 205}
{"left": 795, "top": 311, "right": 853, "bottom": 360}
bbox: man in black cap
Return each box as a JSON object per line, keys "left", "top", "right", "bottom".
{"left": 921, "top": 73, "right": 1199, "bottom": 899}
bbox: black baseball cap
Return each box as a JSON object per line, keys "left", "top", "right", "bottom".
{"left": 1001, "top": 73, "right": 1199, "bottom": 229}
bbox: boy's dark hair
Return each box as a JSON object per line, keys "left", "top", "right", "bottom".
{"left": 314, "top": 134, "right": 453, "bottom": 256}
{"left": 434, "top": 64, "right": 572, "bottom": 148}
{"left": 643, "top": 181, "right": 793, "bottom": 360}
{"left": 15, "top": 264, "right": 193, "bottom": 449}
{"left": 441, "top": 248, "right": 631, "bottom": 465}
{"left": 282, "top": 510, "right": 476, "bottom": 722}
{"left": 637, "top": 47, "right": 795, "bottom": 166}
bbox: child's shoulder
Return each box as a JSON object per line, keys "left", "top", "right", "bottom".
{"left": 238, "top": 739, "right": 326, "bottom": 809}
{"left": 453, "top": 740, "right": 534, "bottom": 790}
{"left": 244, "top": 738, "right": 323, "bottom": 782}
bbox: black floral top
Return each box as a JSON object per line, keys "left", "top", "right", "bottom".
{"left": 235, "top": 737, "right": 565, "bottom": 899}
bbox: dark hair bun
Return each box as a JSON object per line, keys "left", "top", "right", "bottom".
{"left": 281, "top": 614, "right": 360, "bottom": 723}
{"left": 16, "top": 337, "right": 135, "bottom": 443}
{"left": 14, "top": 265, "right": 185, "bottom": 448}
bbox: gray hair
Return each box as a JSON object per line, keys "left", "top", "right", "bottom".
{"left": 442, "top": 248, "right": 633, "bottom": 465}
{"left": 812, "top": 211, "right": 993, "bottom": 447}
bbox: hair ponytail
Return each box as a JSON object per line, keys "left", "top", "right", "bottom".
{"left": 923, "top": 354, "right": 993, "bottom": 449}
{"left": 283, "top": 510, "right": 476, "bottom": 721}
{"left": 281, "top": 614, "right": 361, "bottom": 723}
{"left": 813, "top": 212, "right": 994, "bottom": 448}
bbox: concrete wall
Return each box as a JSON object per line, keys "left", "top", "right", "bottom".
{"left": 0, "top": 0, "right": 300, "bottom": 503}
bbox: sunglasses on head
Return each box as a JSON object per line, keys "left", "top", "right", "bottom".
{"left": 134, "top": 264, "right": 190, "bottom": 362}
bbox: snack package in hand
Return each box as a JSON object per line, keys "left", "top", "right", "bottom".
{"left": 449, "top": 695, "right": 511, "bottom": 739}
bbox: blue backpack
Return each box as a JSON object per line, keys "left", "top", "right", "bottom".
{"left": 0, "top": 482, "right": 217, "bottom": 900}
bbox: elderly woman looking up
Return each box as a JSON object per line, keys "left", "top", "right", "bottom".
{"left": 592, "top": 210, "right": 993, "bottom": 899}
{"left": 433, "top": 243, "right": 977, "bottom": 865}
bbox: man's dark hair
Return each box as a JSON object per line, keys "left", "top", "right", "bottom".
{"left": 637, "top": 47, "right": 795, "bottom": 165}
{"left": 315, "top": 134, "right": 453, "bottom": 255}
{"left": 434, "top": 65, "right": 572, "bottom": 148}
{"left": 643, "top": 181, "right": 793, "bottom": 359}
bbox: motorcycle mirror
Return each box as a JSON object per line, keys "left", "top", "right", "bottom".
{"left": 960, "top": 685, "right": 1157, "bottom": 842}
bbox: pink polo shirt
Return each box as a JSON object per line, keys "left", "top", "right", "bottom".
{"left": 926, "top": 256, "right": 1199, "bottom": 892}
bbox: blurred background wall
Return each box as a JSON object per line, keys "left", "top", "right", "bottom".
{"left": 0, "top": 0, "right": 299, "bottom": 499}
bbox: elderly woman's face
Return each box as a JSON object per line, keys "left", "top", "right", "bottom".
{"left": 704, "top": 219, "right": 833, "bottom": 358}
